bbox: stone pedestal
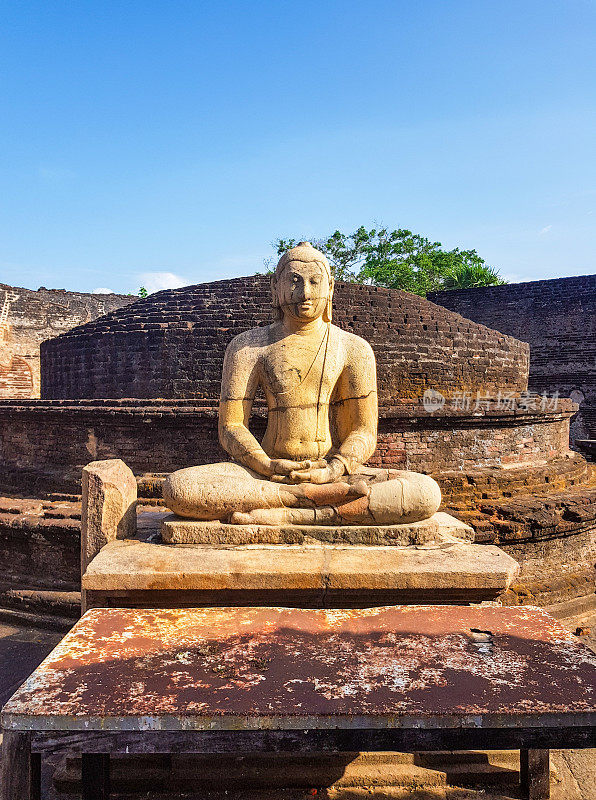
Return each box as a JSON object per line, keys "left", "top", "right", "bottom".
{"left": 160, "top": 510, "right": 474, "bottom": 546}
{"left": 83, "top": 510, "right": 518, "bottom": 609}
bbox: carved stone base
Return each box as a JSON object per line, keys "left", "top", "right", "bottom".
{"left": 160, "top": 511, "right": 474, "bottom": 546}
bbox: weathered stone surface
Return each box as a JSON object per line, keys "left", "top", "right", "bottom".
{"left": 160, "top": 511, "right": 474, "bottom": 545}
{"left": 5, "top": 499, "right": 594, "bottom": 616}
{"left": 440, "top": 453, "right": 591, "bottom": 507}
{"left": 82, "top": 538, "right": 519, "bottom": 600}
{"left": 454, "top": 483, "right": 596, "bottom": 543}
{"left": 81, "top": 459, "right": 137, "bottom": 572}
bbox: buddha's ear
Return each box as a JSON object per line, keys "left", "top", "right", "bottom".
{"left": 270, "top": 274, "right": 282, "bottom": 319}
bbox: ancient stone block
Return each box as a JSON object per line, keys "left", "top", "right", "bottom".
{"left": 82, "top": 538, "right": 519, "bottom": 605}
{"left": 0, "top": 281, "right": 133, "bottom": 399}
{"left": 81, "top": 459, "right": 137, "bottom": 572}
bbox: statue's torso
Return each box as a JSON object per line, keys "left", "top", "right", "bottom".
{"left": 260, "top": 324, "right": 346, "bottom": 461}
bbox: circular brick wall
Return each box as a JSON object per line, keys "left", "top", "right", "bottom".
{"left": 0, "top": 398, "right": 578, "bottom": 495}
{"left": 41, "top": 277, "right": 529, "bottom": 402}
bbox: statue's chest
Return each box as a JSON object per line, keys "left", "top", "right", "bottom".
{"left": 262, "top": 335, "right": 342, "bottom": 401}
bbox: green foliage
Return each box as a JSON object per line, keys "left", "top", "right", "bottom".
{"left": 138, "top": 287, "right": 148, "bottom": 298}
{"left": 442, "top": 261, "right": 506, "bottom": 289}
{"left": 270, "top": 226, "right": 506, "bottom": 296}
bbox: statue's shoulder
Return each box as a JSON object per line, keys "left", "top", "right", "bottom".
{"left": 331, "top": 325, "right": 375, "bottom": 360}
{"left": 226, "top": 324, "right": 276, "bottom": 353}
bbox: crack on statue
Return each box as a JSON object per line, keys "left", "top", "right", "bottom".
{"left": 331, "top": 391, "right": 377, "bottom": 406}
{"left": 268, "top": 402, "right": 331, "bottom": 413}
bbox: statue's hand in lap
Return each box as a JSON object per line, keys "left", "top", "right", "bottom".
{"left": 269, "top": 458, "right": 319, "bottom": 483}
{"left": 269, "top": 458, "right": 340, "bottom": 484}
{"left": 285, "top": 458, "right": 344, "bottom": 485}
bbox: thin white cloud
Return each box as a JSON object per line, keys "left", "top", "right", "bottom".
{"left": 136, "top": 271, "right": 187, "bottom": 294}
{"left": 92, "top": 287, "right": 115, "bottom": 294}
{"left": 539, "top": 225, "right": 552, "bottom": 235}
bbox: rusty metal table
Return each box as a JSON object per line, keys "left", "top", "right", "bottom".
{"left": 2, "top": 605, "right": 595, "bottom": 800}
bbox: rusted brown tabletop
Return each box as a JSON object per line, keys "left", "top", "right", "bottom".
{"left": 2, "top": 605, "right": 595, "bottom": 800}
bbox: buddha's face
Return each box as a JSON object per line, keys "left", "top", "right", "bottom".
{"left": 275, "top": 260, "right": 332, "bottom": 323}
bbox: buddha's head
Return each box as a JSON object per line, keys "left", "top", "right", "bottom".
{"left": 272, "top": 241, "right": 334, "bottom": 323}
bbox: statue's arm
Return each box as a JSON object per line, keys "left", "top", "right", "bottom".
{"left": 218, "top": 336, "right": 272, "bottom": 476}
{"left": 333, "top": 337, "right": 378, "bottom": 474}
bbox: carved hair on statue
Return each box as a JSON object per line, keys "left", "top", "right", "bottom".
{"left": 271, "top": 241, "right": 334, "bottom": 322}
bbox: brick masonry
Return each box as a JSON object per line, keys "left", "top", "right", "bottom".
{"left": 0, "top": 282, "right": 135, "bottom": 398}
{"left": 41, "top": 277, "right": 530, "bottom": 403}
{"left": 429, "top": 274, "right": 596, "bottom": 447}
{"left": 0, "top": 398, "right": 577, "bottom": 495}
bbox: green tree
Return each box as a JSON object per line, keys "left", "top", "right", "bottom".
{"left": 442, "top": 260, "right": 505, "bottom": 290}
{"left": 271, "top": 226, "right": 506, "bottom": 296}
{"left": 138, "top": 287, "right": 148, "bottom": 298}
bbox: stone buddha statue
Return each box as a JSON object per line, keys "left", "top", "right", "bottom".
{"left": 164, "top": 242, "right": 441, "bottom": 526}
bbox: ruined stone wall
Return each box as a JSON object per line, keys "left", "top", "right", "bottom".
{"left": 429, "top": 275, "right": 596, "bottom": 446}
{"left": 41, "top": 277, "right": 529, "bottom": 403}
{"left": 2, "top": 489, "right": 594, "bottom": 612}
{"left": 0, "top": 283, "right": 135, "bottom": 398}
{"left": 0, "top": 398, "right": 576, "bottom": 495}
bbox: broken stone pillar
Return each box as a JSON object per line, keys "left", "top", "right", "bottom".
{"left": 81, "top": 459, "right": 137, "bottom": 581}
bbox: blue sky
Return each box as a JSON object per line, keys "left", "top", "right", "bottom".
{"left": 1, "top": 0, "right": 595, "bottom": 295}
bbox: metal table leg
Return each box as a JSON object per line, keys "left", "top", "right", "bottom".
{"left": 520, "top": 748, "right": 550, "bottom": 800}
{"left": 82, "top": 753, "right": 110, "bottom": 800}
{"left": 0, "top": 730, "right": 39, "bottom": 800}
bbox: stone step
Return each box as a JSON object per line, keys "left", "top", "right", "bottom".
{"left": 54, "top": 750, "right": 529, "bottom": 793}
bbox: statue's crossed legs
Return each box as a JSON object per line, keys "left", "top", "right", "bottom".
{"left": 164, "top": 462, "right": 441, "bottom": 526}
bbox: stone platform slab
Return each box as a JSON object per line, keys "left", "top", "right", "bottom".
{"left": 82, "top": 538, "right": 519, "bottom": 607}
{"left": 160, "top": 511, "right": 474, "bottom": 545}
{"left": 4, "top": 606, "right": 593, "bottom": 800}
{"left": 5, "top": 605, "right": 595, "bottom": 729}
